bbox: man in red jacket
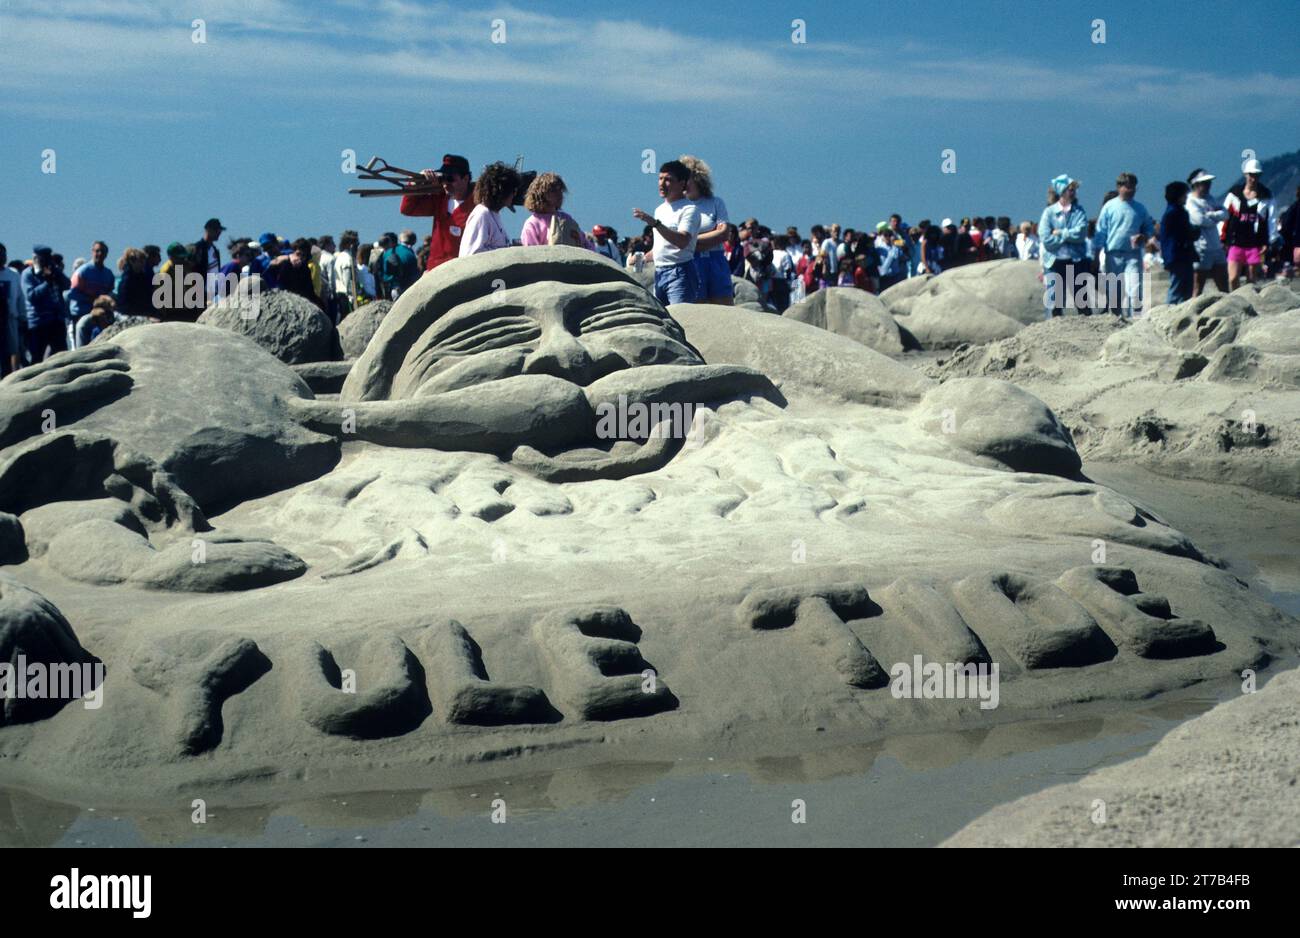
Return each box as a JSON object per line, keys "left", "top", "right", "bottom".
{"left": 400, "top": 153, "right": 474, "bottom": 271}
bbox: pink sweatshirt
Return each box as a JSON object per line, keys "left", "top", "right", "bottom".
{"left": 520, "top": 211, "right": 595, "bottom": 250}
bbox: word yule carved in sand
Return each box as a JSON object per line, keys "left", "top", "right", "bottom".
{"left": 0, "top": 247, "right": 1293, "bottom": 805}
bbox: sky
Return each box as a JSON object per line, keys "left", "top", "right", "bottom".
{"left": 1, "top": 0, "right": 1298, "bottom": 259}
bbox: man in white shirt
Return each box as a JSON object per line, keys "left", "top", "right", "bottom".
{"left": 331, "top": 230, "right": 360, "bottom": 321}
{"left": 633, "top": 160, "right": 701, "bottom": 305}
{"left": 317, "top": 235, "right": 337, "bottom": 323}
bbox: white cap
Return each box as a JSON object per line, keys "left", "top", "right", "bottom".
{"left": 1242, "top": 158, "right": 1263, "bottom": 174}
{"left": 1189, "top": 170, "right": 1215, "bottom": 185}
{"left": 941, "top": 217, "right": 954, "bottom": 227}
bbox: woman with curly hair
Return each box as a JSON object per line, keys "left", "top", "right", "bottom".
{"left": 679, "top": 154, "right": 733, "bottom": 304}
{"left": 520, "top": 172, "right": 594, "bottom": 250}
{"left": 459, "top": 161, "right": 520, "bottom": 257}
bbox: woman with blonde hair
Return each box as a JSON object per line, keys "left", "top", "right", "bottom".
{"left": 679, "top": 154, "right": 733, "bottom": 304}
{"left": 520, "top": 172, "right": 594, "bottom": 250}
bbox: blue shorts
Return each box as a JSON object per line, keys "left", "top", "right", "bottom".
{"left": 692, "top": 250, "right": 733, "bottom": 300}
{"left": 654, "top": 261, "right": 700, "bottom": 306}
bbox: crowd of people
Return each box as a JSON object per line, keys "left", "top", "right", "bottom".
{"left": 4, "top": 154, "right": 1297, "bottom": 374}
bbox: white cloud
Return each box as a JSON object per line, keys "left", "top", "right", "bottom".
{"left": 1, "top": 1, "right": 1297, "bottom": 117}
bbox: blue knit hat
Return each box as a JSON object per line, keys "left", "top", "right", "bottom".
{"left": 1051, "top": 174, "right": 1076, "bottom": 196}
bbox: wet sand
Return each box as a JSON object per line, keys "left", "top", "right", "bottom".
{"left": 0, "top": 677, "right": 1250, "bottom": 848}
{"left": 5, "top": 458, "right": 1294, "bottom": 848}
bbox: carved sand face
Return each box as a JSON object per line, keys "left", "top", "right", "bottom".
{"left": 392, "top": 278, "right": 704, "bottom": 398}
{"left": 319, "top": 249, "right": 778, "bottom": 477}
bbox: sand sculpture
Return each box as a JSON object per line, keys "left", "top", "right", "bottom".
{"left": 930, "top": 282, "right": 1300, "bottom": 497}
{"left": 0, "top": 247, "right": 1293, "bottom": 806}
{"left": 881, "top": 258, "right": 1045, "bottom": 349}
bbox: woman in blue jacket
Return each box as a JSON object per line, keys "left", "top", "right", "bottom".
{"left": 1038, "top": 175, "right": 1090, "bottom": 317}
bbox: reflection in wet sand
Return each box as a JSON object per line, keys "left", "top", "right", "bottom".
{"left": 0, "top": 787, "right": 79, "bottom": 848}
{"left": 1, "top": 684, "right": 1233, "bottom": 846}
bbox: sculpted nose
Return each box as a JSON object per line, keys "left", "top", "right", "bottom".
{"left": 523, "top": 328, "right": 596, "bottom": 384}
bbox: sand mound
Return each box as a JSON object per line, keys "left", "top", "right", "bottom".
{"left": 338, "top": 300, "right": 392, "bottom": 359}
{"left": 732, "top": 276, "right": 766, "bottom": 311}
{"left": 927, "top": 315, "right": 1125, "bottom": 383}
{"left": 782, "top": 287, "right": 905, "bottom": 355}
{"left": 883, "top": 259, "right": 1046, "bottom": 349}
{"left": 199, "top": 277, "right": 341, "bottom": 364}
{"left": 927, "top": 286, "right": 1300, "bottom": 497}
{"left": 672, "top": 302, "right": 930, "bottom": 407}
{"left": 52, "top": 325, "right": 339, "bottom": 512}
{"left": 943, "top": 666, "right": 1300, "bottom": 847}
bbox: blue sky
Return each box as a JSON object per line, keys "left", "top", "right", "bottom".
{"left": 1, "top": 0, "right": 1297, "bottom": 259}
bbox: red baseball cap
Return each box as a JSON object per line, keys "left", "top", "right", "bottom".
{"left": 437, "top": 154, "right": 471, "bottom": 176}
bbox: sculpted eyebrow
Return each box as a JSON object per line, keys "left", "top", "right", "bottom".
{"left": 578, "top": 308, "right": 669, "bottom": 331}
{"left": 436, "top": 317, "right": 538, "bottom": 353}
{"left": 430, "top": 305, "right": 532, "bottom": 344}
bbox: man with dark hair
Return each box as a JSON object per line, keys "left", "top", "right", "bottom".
{"left": 401, "top": 153, "right": 474, "bottom": 271}
{"left": 992, "top": 217, "right": 1013, "bottom": 258}
{"left": 317, "top": 234, "right": 337, "bottom": 321}
{"left": 1160, "top": 181, "right": 1197, "bottom": 304}
{"left": 192, "top": 218, "right": 226, "bottom": 302}
{"left": 1095, "top": 172, "right": 1153, "bottom": 316}
{"left": 154, "top": 241, "right": 207, "bottom": 322}
{"left": 143, "top": 245, "right": 162, "bottom": 278}
{"left": 770, "top": 234, "right": 795, "bottom": 311}
{"left": 809, "top": 224, "right": 835, "bottom": 286}
{"left": 380, "top": 232, "right": 420, "bottom": 299}
{"left": 632, "top": 160, "right": 701, "bottom": 305}
{"left": 67, "top": 241, "right": 115, "bottom": 336}
{"left": 277, "top": 238, "right": 322, "bottom": 307}
{"left": 249, "top": 232, "right": 292, "bottom": 289}
{"left": 21, "top": 245, "right": 70, "bottom": 361}
{"left": 219, "top": 242, "right": 255, "bottom": 282}
{"left": 332, "top": 230, "right": 361, "bottom": 320}
{"left": 888, "top": 214, "right": 913, "bottom": 271}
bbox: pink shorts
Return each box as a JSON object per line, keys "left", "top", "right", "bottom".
{"left": 1227, "top": 245, "right": 1263, "bottom": 266}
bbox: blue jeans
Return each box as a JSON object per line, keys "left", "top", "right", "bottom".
{"left": 1166, "top": 261, "right": 1193, "bottom": 305}
{"left": 1103, "top": 250, "right": 1143, "bottom": 316}
{"left": 654, "top": 261, "right": 700, "bottom": 306}
{"left": 1045, "top": 258, "right": 1090, "bottom": 317}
